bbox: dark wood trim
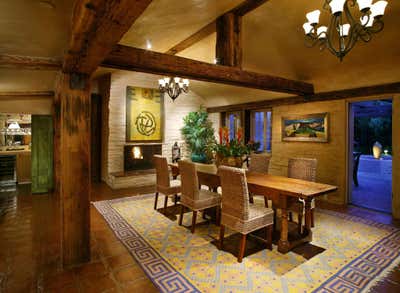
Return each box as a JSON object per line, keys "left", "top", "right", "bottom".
{"left": 206, "top": 82, "right": 400, "bottom": 113}
{"left": 216, "top": 13, "right": 242, "bottom": 67}
{"left": 165, "top": 21, "right": 216, "bottom": 55}
{"left": 62, "top": 0, "right": 152, "bottom": 74}
{"left": 165, "top": 0, "right": 269, "bottom": 55}
{"left": 0, "top": 54, "right": 61, "bottom": 70}
{"left": 102, "top": 45, "right": 314, "bottom": 96}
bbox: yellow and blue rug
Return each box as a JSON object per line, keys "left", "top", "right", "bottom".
{"left": 93, "top": 195, "right": 400, "bottom": 292}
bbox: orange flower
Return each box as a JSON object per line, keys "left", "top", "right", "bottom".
{"left": 237, "top": 127, "right": 243, "bottom": 142}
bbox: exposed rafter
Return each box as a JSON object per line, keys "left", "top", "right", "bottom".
{"left": 0, "top": 91, "right": 54, "bottom": 97}
{"left": 102, "top": 45, "right": 314, "bottom": 96}
{"left": 63, "top": 0, "right": 153, "bottom": 74}
{"left": 165, "top": 0, "right": 269, "bottom": 55}
{"left": 206, "top": 82, "right": 400, "bottom": 113}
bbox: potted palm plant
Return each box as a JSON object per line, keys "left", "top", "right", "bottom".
{"left": 181, "top": 107, "right": 215, "bottom": 163}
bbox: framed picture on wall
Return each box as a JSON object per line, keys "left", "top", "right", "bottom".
{"left": 281, "top": 113, "right": 328, "bottom": 142}
{"left": 126, "top": 86, "right": 164, "bottom": 142}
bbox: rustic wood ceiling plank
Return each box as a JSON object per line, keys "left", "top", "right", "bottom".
{"left": 0, "top": 54, "right": 61, "bottom": 70}
{"left": 102, "top": 45, "right": 314, "bottom": 95}
{"left": 63, "top": 0, "right": 153, "bottom": 74}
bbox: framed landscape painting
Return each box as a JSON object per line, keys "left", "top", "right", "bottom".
{"left": 126, "top": 86, "right": 164, "bottom": 142}
{"left": 282, "top": 113, "right": 328, "bottom": 142}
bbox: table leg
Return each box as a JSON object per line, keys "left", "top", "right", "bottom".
{"left": 303, "top": 198, "right": 313, "bottom": 240}
{"left": 278, "top": 196, "right": 290, "bottom": 254}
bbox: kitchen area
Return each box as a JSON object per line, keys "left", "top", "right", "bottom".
{"left": 0, "top": 114, "right": 32, "bottom": 192}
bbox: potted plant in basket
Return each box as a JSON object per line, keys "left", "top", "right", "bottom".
{"left": 181, "top": 107, "right": 216, "bottom": 163}
{"left": 213, "top": 127, "right": 249, "bottom": 167}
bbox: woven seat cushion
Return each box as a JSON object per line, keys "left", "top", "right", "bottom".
{"left": 222, "top": 204, "right": 274, "bottom": 234}
{"left": 181, "top": 189, "right": 221, "bottom": 211}
{"left": 157, "top": 179, "right": 181, "bottom": 196}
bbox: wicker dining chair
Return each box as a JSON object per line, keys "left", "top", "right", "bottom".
{"left": 178, "top": 160, "right": 221, "bottom": 233}
{"left": 153, "top": 155, "right": 181, "bottom": 213}
{"left": 218, "top": 166, "right": 274, "bottom": 263}
{"left": 287, "top": 158, "right": 317, "bottom": 234}
{"left": 248, "top": 154, "right": 271, "bottom": 206}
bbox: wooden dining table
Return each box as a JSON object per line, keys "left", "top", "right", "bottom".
{"left": 170, "top": 162, "right": 338, "bottom": 254}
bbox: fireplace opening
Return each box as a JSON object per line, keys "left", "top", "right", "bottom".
{"left": 124, "top": 144, "right": 161, "bottom": 172}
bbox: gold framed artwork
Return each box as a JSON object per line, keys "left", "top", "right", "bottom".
{"left": 126, "top": 86, "right": 164, "bottom": 142}
{"left": 282, "top": 113, "right": 328, "bottom": 142}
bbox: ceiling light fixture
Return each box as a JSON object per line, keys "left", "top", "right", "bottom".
{"left": 158, "top": 77, "right": 189, "bottom": 102}
{"left": 303, "top": 0, "right": 388, "bottom": 61}
{"left": 146, "top": 40, "right": 152, "bottom": 50}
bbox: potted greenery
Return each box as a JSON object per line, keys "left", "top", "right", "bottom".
{"left": 181, "top": 107, "right": 216, "bottom": 163}
{"left": 213, "top": 127, "right": 250, "bottom": 167}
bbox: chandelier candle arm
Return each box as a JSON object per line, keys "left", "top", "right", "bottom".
{"left": 304, "top": 0, "right": 389, "bottom": 61}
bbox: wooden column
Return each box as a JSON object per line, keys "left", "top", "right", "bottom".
{"left": 216, "top": 12, "right": 242, "bottom": 67}
{"left": 393, "top": 95, "right": 400, "bottom": 219}
{"left": 55, "top": 73, "right": 91, "bottom": 266}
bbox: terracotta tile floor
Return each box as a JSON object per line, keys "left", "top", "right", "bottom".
{"left": 0, "top": 183, "right": 399, "bottom": 292}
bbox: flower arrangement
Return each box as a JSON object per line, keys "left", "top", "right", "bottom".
{"left": 212, "top": 127, "right": 249, "bottom": 167}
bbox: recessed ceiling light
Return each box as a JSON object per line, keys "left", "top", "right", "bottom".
{"left": 213, "top": 58, "right": 218, "bottom": 64}
{"left": 146, "top": 40, "right": 152, "bottom": 50}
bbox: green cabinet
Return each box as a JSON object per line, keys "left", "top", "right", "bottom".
{"left": 31, "top": 115, "right": 53, "bottom": 194}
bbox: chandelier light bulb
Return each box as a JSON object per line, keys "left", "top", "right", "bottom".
{"left": 174, "top": 77, "right": 180, "bottom": 83}
{"left": 329, "top": 0, "right": 346, "bottom": 15}
{"left": 357, "top": 0, "right": 373, "bottom": 12}
{"left": 183, "top": 79, "right": 189, "bottom": 86}
{"left": 158, "top": 79, "right": 165, "bottom": 86}
{"left": 339, "top": 24, "right": 351, "bottom": 37}
{"left": 370, "top": 1, "right": 388, "bottom": 18}
{"left": 306, "top": 10, "right": 321, "bottom": 25}
{"left": 164, "top": 77, "right": 170, "bottom": 83}
{"left": 303, "top": 22, "right": 314, "bottom": 35}
{"left": 317, "top": 26, "right": 328, "bottom": 39}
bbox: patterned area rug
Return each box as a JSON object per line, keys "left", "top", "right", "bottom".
{"left": 93, "top": 195, "right": 400, "bottom": 293}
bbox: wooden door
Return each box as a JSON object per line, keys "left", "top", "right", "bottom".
{"left": 31, "top": 115, "right": 54, "bottom": 194}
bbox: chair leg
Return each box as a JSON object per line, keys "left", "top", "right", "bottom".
{"left": 154, "top": 192, "right": 159, "bottom": 210}
{"left": 238, "top": 234, "right": 247, "bottom": 263}
{"left": 273, "top": 209, "right": 277, "bottom": 231}
{"left": 266, "top": 225, "right": 273, "bottom": 250}
{"left": 249, "top": 193, "right": 254, "bottom": 204}
{"left": 178, "top": 205, "right": 184, "bottom": 226}
{"left": 174, "top": 194, "right": 178, "bottom": 205}
{"left": 215, "top": 206, "right": 221, "bottom": 226}
{"left": 289, "top": 212, "right": 293, "bottom": 222}
{"left": 311, "top": 209, "right": 315, "bottom": 228}
{"left": 264, "top": 197, "right": 269, "bottom": 207}
{"left": 191, "top": 211, "right": 197, "bottom": 233}
{"left": 163, "top": 195, "right": 168, "bottom": 213}
{"left": 298, "top": 212, "right": 303, "bottom": 235}
{"left": 219, "top": 225, "right": 225, "bottom": 250}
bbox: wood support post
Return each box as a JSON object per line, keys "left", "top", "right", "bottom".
{"left": 55, "top": 73, "right": 91, "bottom": 267}
{"left": 216, "top": 12, "right": 242, "bottom": 67}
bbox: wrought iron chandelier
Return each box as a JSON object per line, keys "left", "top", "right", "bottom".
{"left": 303, "top": 0, "right": 388, "bottom": 61}
{"left": 158, "top": 77, "right": 189, "bottom": 101}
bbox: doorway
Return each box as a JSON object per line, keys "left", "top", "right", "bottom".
{"left": 348, "top": 99, "right": 392, "bottom": 213}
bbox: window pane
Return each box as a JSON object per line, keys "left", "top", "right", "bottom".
{"left": 266, "top": 111, "right": 272, "bottom": 152}
{"left": 229, "top": 114, "right": 235, "bottom": 140}
{"left": 254, "top": 112, "right": 264, "bottom": 151}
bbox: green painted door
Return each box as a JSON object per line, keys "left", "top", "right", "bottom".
{"left": 31, "top": 115, "right": 54, "bottom": 194}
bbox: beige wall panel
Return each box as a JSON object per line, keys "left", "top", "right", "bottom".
{"left": 271, "top": 100, "right": 347, "bottom": 205}
{"left": 0, "top": 98, "right": 53, "bottom": 114}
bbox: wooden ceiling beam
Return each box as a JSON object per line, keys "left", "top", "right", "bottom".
{"left": 63, "top": 0, "right": 153, "bottom": 75}
{"left": 0, "top": 54, "right": 61, "bottom": 70}
{"left": 102, "top": 45, "right": 314, "bottom": 95}
{"left": 216, "top": 13, "right": 242, "bottom": 67}
{"left": 206, "top": 82, "right": 400, "bottom": 113}
{"left": 165, "top": 0, "right": 269, "bottom": 55}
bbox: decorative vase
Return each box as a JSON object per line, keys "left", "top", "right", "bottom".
{"left": 216, "top": 155, "right": 243, "bottom": 168}
{"left": 191, "top": 153, "right": 207, "bottom": 163}
{"left": 372, "top": 141, "right": 382, "bottom": 159}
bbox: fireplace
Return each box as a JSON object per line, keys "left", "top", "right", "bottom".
{"left": 124, "top": 144, "right": 162, "bottom": 172}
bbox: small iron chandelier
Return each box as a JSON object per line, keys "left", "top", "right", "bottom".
{"left": 158, "top": 77, "right": 189, "bottom": 101}
{"left": 303, "top": 0, "right": 388, "bottom": 61}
